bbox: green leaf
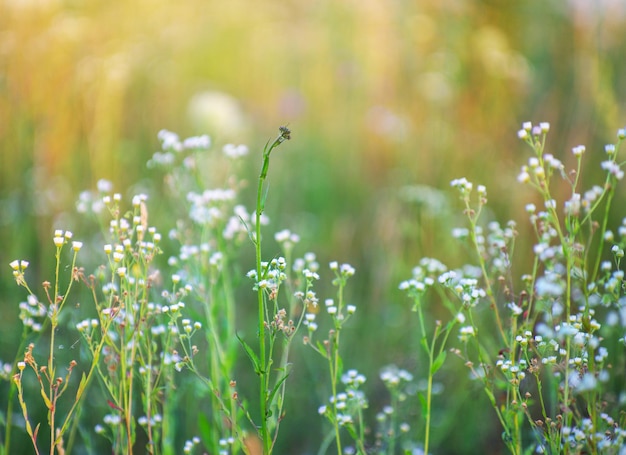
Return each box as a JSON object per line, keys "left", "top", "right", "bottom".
{"left": 344, "top": 422, "right": 359, "bottom": 441}
{"left": 316, "top": 340, "right": 327, "bottom": 358}
{"left": 76, "top": 373, "right": 88, "bottom": 396}
{"left": 420, "top": 337, "right": 429, "bottom": 354}
{"left": 261, "top": 183, "right": 270, "bottom": 211}
{"left": 238, "top": 215, "right": 255, "bottom": 243}
{"left": 430, "top": 351, "right": 447, "bottom": 375}
{"left": 417, "top": 392, "right": 428, "bottom": 418}
{"left": 336, "top": 356, "right": 344, "bottom": 380}
{"left": 267, "top": 373, "right": 290, "bottom": 411}
{"left": 197, "top": 413, "right": 211, "bottom": 445}
{"left": 236, "top": 333, "right": 262, "bottom": 375}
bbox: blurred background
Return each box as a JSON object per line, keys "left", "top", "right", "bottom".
{"left": 1, "top": 0, "right": 626, "bottom": 453}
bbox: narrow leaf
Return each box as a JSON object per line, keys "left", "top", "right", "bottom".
{"left": 420, "top": 337, "right": 429, "bottom": 354}
{"left": 236, "top": 333, "right": 262, "bottom": 375}
{"left": 76, "top": 373, "right": 88, "bottom": 396}
{"left": 197, "top": 413, "right": 212, "bottom": 446}
{"left": 430, "top": 351, "right": 447, "bottom": 375}
{"left": 40, "top": 389, "right": 53, "bottom": 410}
{"left": 267, "top": 373, "right": 290, "bottom": 410}
{"left": 315, "top": 340, "right": 328, "bottom": 359}
{"left": 417, "top": 392, "right": 428, "bottom": 418}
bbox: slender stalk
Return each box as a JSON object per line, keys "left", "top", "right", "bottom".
{"left": 254, "top": 127, "right": 290, "bottom": 455}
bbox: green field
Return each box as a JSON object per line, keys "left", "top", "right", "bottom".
{"left": 1, "top": 2, "right": 626, "bottom": 454}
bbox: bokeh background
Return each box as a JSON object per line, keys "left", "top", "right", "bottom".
{"left": 1, "top": 0, "right": 626, "bottom": 453}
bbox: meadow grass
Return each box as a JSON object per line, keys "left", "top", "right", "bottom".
{"left": 2, "top": 123, "right": 626, "bottom": 455}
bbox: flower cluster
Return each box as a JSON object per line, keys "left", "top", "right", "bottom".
{"left": 401, "top": 122, "right": 626, "bottom": 454}
{"left": 318, "top": 369, "right": 368, "bottom": 427}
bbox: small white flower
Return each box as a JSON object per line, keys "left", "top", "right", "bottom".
{"left": 517, "top": 171, "right": 530, "bottom": 183}
{"left": 340, "top": 263, "right": 355, "bottom": 276}
{"left": 223, "top": 144, "right": 249, "bottom": 158}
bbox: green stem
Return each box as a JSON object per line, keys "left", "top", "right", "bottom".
{"left": 254, "top": 128, "right": 290, "bottom": 455}
{"left": 328, "top": 346, "right": 342, "bottom": 455}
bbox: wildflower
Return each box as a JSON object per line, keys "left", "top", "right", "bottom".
{"left": 340, "top": 263, "right": 355, "bottom": 277}
{"left": 458, "top": 326, "right": 475, "bottom": 342}
{"left": 303, "top": 269, "right": 320, "bottom": 281}
{"left": 275, "top": 229, "right": 300, "bottom": 245}
{"left": 341, "top": 369, "right": 366, "bottom": 386}
{"left": 451, "top": 227, "right": 469, "bottom": 239}
{"left": 103, "top": 414, "right": 122, "bottom": 425}
{"left": 223, "top": 143, "right": 249, "bottom": 158}
{"left": 601, "top": 160, "right": 624, "bottom": 180}
{"left": 183, "top": 134, "right": 211, "bottom": 150}
{"left": 572, "top": 145, "right": 585, "bottom": 156}
{"left": 97, "top": 179, "right": 113, "bottom": 193}
{"left": 517, "top": 170, "right": 530, "bottom": 183}
{"left": 450, "top": 177, "right": 473, "bottom": 193}
{"left": 53, "top": 234, "right": 65, "bottom": 247}
{"left": 380, "top": 365, "right": 413, "bottom": 386}
{"left": 564, "top": 194, "right": 581, "bottom": 216}
{"left": 507, "top": 302, "right": 523, "bottom": 316}
{"left": 158, "top": 129, "right": 183, "bottom": 151}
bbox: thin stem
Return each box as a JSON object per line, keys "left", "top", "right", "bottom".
{"left": 254, "top": 127, "right": 290, "bottom": 455}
